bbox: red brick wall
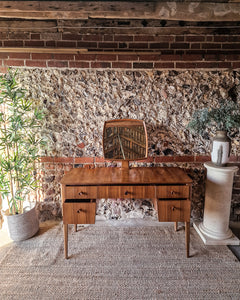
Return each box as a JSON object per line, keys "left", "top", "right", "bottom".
{"left": 0, "top": 20, "right": 240, "bottom": 72}
{"left": 2, "top": 51, "right": 240, "bottom": 72}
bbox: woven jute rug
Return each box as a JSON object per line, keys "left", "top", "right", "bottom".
{"left": 0, "top": 220, "right": 239, "bottom": 300}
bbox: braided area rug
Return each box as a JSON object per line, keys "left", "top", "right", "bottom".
{"left": 0, "top": 220, "right": 239, "bottom": 300}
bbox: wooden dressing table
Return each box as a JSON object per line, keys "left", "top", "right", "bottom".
{"left": 61, "top": 166, "right": 192, "bottom": 258}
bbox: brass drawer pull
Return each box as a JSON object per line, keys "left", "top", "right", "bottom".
{"left": 171, "top": 191, "right": 180, "bottom": 195}
{"left": 77, "top": 209, "right": 83, "bottom": 213}
{"left": 171, "top": 206, "right": 176, "bottom": 211}
{"left": 125, "top": 191, "right": 130, "bottom": 195}
{"left": 79, "top": 192, "right": 86, "bottom": 196}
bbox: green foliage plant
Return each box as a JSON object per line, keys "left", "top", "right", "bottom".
{"left": 187, "top": 99, "right": 240, "bottom": 137}
{"left": 0, "top": 69, "right": 45, "bottom": 215}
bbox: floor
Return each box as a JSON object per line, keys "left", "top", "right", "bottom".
{"left": 0, "top": 227, "right": 11, "bottom": 247}
{"left": 1, "top": 220, "right": 240, "bottom": 259}
{"left": 228, "top": 221, "right": 240, "bottom": 260}
{"left": 0, "top": 220, "right": 59, "bottom": 248}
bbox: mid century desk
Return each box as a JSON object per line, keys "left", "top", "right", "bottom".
{"left": 61, "top": 166, "right": 192, "bottom": 258}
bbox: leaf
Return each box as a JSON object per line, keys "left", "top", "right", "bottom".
{"left": 187, "top": 99, "right": 240, "bottom": 137}
{"left": 0, "top": 69, "right": 47, "bottom": 213}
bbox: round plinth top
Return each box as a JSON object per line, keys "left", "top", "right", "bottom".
{"left": 204, "top": 162, "right": 238, "bottom": 173}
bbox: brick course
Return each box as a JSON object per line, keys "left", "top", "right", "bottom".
{"left": 0, "top": 20, "right": 239, "bottom": 71}
{"left": 1, "top": 49, "right": 239, "bottom": 71}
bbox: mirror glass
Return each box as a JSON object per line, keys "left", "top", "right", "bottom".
{"left": 103, "top": 119, "right": 148, "bottom": 160}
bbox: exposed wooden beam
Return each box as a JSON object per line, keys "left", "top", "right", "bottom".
{"left": 0, "top": 47, "right": 87, "bottom": 54}
{"left": 155, "top": 2, "right": 240, "bottom": 22}
{"left": 0, "top": 48, "right": 172, "bottom": 55}
{"left": 0, "top": 1, "right": 239, "bottom": 22}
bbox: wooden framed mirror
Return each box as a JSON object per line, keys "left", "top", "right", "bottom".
{"left": 103, "top": 119, "right": 148, "bottom": 162}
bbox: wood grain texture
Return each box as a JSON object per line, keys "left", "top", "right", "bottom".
{"left": 63, "top": 201, "right": 96, "bottom": 224}
{"left": 63, "top": 224, "right": 68, "bottom": 259}
{"left": 61, "top": 166, "right": 193, "bottom": 258}
{"left": 0, "top": 48, "right": 87, "bottom": 54}
{"left": 185, "top": 221, "right": 190, "bottom": 258}
{"left": 157, "top": 199, "right": 191, "bottom": 222}
{"left": 65, "top": 186, "right": 97, "bottom": 199}
{"left": 60, "top": 167, "right": 193, "bottom": 186}
{"left": 97, "top": 185, "right": 156, "bottom": 199}
{"left": 0, "top": 1, "right": 240, "bottom": 21}
{"left": 156, "top": 185, "right": 189, "bottom": 199}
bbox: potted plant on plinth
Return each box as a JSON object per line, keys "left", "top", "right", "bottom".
{"left": 187, "top": 99, "right": 240, "bottom": 166}
{"left": 0, "top": 69, "right": 46, "bottom": 241}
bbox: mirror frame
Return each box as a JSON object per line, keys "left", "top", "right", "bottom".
{"left": 103, "top": 119, "right": 148, "bottom": 161}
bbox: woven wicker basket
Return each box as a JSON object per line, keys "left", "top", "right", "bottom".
{"left": 4, "top": 202, "right": 39, "bottom": 241}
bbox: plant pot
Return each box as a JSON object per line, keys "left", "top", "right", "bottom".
{"left": 3, "top": 202, "right": 39, "bottom": 241}
{"left": 211, "top": 130, "right": 231, "bottom": 167}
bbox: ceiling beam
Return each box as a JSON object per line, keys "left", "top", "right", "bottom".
{"left": 0, "top": 1, "right": 240, "bottom": 22}
{"left": 0, "top": 47, "right": 88, "bottom": 54}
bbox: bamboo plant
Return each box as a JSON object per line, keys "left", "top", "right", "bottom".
{"left": 0, "top": 69, "right": 45, "bottom": 215}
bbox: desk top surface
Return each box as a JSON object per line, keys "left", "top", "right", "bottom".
{"left": 61, "top": 167, "right": 192, "bottom": 186}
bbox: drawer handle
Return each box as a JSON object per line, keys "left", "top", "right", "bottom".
{"left": 125, "top": 191, "right": 129, "bottom": 195}
{"left": 77, "top": 209, "right": 83, "bottom": 213}
{"left": 171, "top": 206, "right": 176, "bottom": 211}
{"left": 171, "top": 191, "right": 180, "bottom": 195}
{"left": 79, "top": 192, "right": 87, "bottom": 196}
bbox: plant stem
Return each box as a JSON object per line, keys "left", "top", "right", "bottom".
{"left": 3, "top": 105, "right": 15, "bottom": 214}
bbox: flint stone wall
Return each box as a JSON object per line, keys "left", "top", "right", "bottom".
{"left": 19, "top": 68, "right": 240, "bottom": 157}
{"left": 15, "top": 68, "right": 240, "bottom": 221}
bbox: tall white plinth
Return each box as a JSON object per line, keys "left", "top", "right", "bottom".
{"left": 194, "top": 162, "right": 239, "bottom": 245}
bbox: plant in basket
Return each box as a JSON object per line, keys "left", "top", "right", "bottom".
{"left": 0, "top": 69, "right": 46, "bottom": 241}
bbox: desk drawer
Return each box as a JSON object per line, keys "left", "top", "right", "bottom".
{"left": 97, "top": 185, "right": 155, "bottom": 199}
{"left": 63, "top": 200, "right": 96, "bottom": 224}
{"left": 156, "top": 185, "right": 189, "bottom": 199}
{"left": 157, "top": 199, "right": 191, "bottom": 222}
{"left": 65, "top": 186, "right": 97, "bottom": 199}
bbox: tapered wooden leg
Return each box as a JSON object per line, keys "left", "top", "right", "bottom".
{"left": 64, "top": 224, "right": 68, "bottom": 259}
{"left": 74, "top": 224, "right": 77, "bottom": 232}
{"left": 174, "top": 222, "right": 178, "bottom": 232}
{"left": 153, "top": 198, "right": 158, "bottom": 211}
{"left": 185, "top": 221, "right": 190, "bottom": 258}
